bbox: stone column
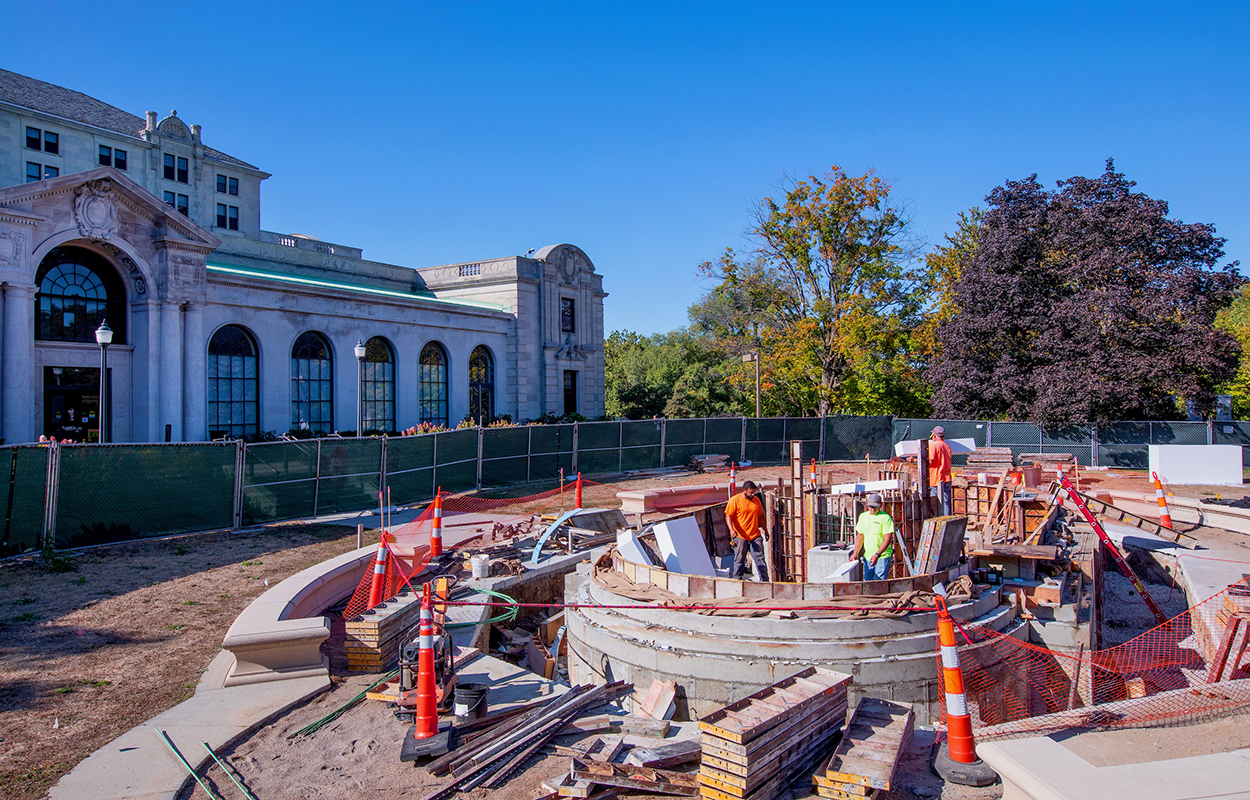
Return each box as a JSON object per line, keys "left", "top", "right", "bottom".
{"left": 2, "top": 284, "right": 35, "bottom": 443}
{"left": 182, "top": 302, "right": 206, "bottom": 441}
{"left": 160, "top": 300, "right": 184, "bottom": 441}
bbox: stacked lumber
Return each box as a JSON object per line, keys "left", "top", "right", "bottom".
{"left": 812, "top": 698, "right": 914, "bottom": 799}
{"left": 690, "top": 454, "right": 733, "bottom": 473}
{"left": 343, "top": 589, "right": 423, "bottom": 671}
{"left": 965, "top": 447, "right": 1015, "bottom": 472}
{"left": 697, "top": 667, "right": 852, "bottom": 800}
{"left": 420, "top": 681, "right": 632, "bottom": 800}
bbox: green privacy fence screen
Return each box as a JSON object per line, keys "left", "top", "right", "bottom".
{"left": 5, "top": 414, "right": 1245, "bottom": 556}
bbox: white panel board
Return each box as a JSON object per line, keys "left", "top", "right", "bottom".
{"left": 617, "top": 528, "right": 657, "bottom": 566}
{"left": 826, "top": 478, "right": 902, "bottom": 497}
{"left": 893, "top": 438, "right": 978, "bottom": 457}
{"left": 652, "top": 516, "right": 717, "bottom": 577}
{"left": 1148, "top": 445, "right": 1244, "bottom": 487}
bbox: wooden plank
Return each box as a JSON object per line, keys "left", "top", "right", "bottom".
{"left": 968, "top": 544, "right": 1059, "bottom": 560}
{"left": 699, "top": 698, "right": 847, "bottom": 760}
{"left": 638, "top": 679, "right": 679, "bottom": 720}
{"left": 572, "top": 759, "right": 699, "bottom": 796}
{"left": 626, "top": 739, "right": 702, "bottom": 769}
{"left": 813, "top": 782, "right": 877, "bottom": 800}
{"left": 614, "top": 717, "right": 671, "bottom": 738}
{"left": 699, "top": 718, "right": 842, "bottom": 793}
{"left": 559, "top": 715, "right": 613, "bottom": 735}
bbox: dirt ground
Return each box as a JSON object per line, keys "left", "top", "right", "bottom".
{"left": 4, "top": 463, "right": 1250, "bottom": 800}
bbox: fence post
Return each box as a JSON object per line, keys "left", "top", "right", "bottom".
{"left": 41, "top": 443, "right": 60, "bottom": 553}
{"left": 476, "top": 427, "right": 484, "bottom": 491}
{"left": 232, "top": 440, "right": 245, "bottom": 529}
{"left": 380, "top": 434, "right": 388, "bottom": 495}
{"left": 526, "top": 426, "right": 532, "bottom": 485}
{"left": 819, "top": 414, "right": 826, "bottom": 463}
{"left": 1091, "top": 424, "right": 1099, "bottom": 468}
{"left": 313, "top": 438, "right": 322, "bottom": 517}
{"left": 659, "top": 419, "right": 667, "bottom": 468}
{"left": 618, "top": 421, "right": 624, "bottom": 475}
{"left": 572, "top": 422, "right": 579, "bottom": 475}
{"left": 741, "top": 417, "right": 747, "bottom": 464}
{"left": 986, "top": 420, "right": 993, "bottom": 449}
{"left": 1208, "top": 420, "right": 1214, "bottom": 446}
{"left": 432, "top": 432, "right": 439, "bottom": 499}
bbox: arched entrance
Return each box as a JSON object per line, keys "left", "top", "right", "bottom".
{"left": 34, "top": 246, "right": 128, "bottom": 442}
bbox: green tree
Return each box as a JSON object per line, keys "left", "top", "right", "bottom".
{"left": 604, "top": 329, "right": 746, "bottom": 419}
{"left": 695, "top": 166, "right": 933, "bottom": 416}
{"left": 1216, "top": 284, "right": 1250, "bottom": 417}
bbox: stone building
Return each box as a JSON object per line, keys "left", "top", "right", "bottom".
{"left": 0, "top": 69, "right": 606, "bottom": 444}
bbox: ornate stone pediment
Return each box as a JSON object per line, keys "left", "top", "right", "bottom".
{"left": 74, "top": 180, "right": 119, "bottom": 240}
{"left": 533, "top": 244, "right": 596, "bottom": 286}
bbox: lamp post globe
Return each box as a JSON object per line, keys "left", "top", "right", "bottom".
{"left": 354, "top": 340, "right": 366, "bottom": 435}
{"left": 95, "top": 321, "right": 113, "bottom": 443}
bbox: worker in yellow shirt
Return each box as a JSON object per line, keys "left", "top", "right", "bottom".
{"left": 725, "top": 480, "right": 769, "bottom": 581}
{"left": 850, "top": 493, "right": 894, "bottom": 581}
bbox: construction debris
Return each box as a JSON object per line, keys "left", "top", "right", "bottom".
{"left": 625, "top": 740, "right": 702, "bottom": 769}
{"left": 812, "top": 697, "right": 914, "bottom": 798}
{"left": 571, "top": 759, "right": 700, "bottom": 796}
{"left": 690, "top": 454, "right": 733, "bottom": 473}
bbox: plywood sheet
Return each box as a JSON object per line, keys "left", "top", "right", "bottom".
{"left": 653, "top": 516, "right": 717, "bottom": 577}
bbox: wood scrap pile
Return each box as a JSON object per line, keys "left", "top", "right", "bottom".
{"left": 965, "top": 447, "right": 1015, "bottom": 472}
{"left": 418, "top": 681, "right": 631, "bottom": 800}
{"left": 690, "top": 454, "right": 733, "bottom": 473}
{"left": 697, "top": 667, "right": 852, "bottom": 800}
{"left": 812, "top": 697, "right": 914, "bottom": 799}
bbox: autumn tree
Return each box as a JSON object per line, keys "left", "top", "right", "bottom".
{"left": 931, "top": 160, "right": 1242, "bottom": 427}
{"left": 695, "top": 166, "right": 932, "bottom": 416}
{"left": 1215, "top": 285, "right": 1250, "bottom": 417}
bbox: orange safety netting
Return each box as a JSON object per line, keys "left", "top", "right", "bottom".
{"left": 950, "top": 576, "right": 1250, "bottom": 739}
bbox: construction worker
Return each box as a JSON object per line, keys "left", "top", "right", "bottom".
{"left": 930, "top": 426, "right": 953, "bottom": 516}
{"left": 850, "top": 493, "right": 894, "bottom": 581}
{"left": 726, "top": 480, "right": 769, "bottom": 581}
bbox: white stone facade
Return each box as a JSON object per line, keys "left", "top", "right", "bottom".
{"left": 0, "top": 70, "right": 606, "bottom": 443}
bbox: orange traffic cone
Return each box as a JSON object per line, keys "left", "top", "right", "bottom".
{"left": 430, "top": 492, "right": 444, "bottom": 558}
{"left": 1151, "top": 472, "right": 1174, "bottom": 530}
{"left": 931, "top": 588, "right": 997, "bottom": 786}
{"left": 400, "top": 582, "right": 451, "bottom": 760}
{"left": 365, "top": 535, "right": 391, "bottom": 610}
{"left": 575, "top": 473, "right": 583, "bottom": 509}
{"left": 729, "top": 462, "right": 736, "bottom": 499}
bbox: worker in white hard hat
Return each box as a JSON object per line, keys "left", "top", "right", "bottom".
{"left": 849, "top": 493, "right": 895, "bottom": 581}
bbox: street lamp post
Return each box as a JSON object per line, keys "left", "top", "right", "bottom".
{"left": 742, "top": 351, "right": 761, "bottom": 419}
{"left": 354, "top": 339, "right": 367, "bottom": 435}
{"left": 95, "top": 321, "right": 113, "bottom": 443}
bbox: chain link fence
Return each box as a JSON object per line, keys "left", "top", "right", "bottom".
{"left": 4, "top": 414, "right": 1244, "bottom": 557}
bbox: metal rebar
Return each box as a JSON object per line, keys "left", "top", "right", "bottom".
{"left": 201, "top": 741, "right": 259, "bottom": 800}
{"left": 155, "top": 728, "right": 222, "bottom": 800}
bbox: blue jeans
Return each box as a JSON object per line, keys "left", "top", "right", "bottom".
{"left": 939, "top": 481, "right": 953, "bottom": 517}
{"left": 862, "top": 555, "right": 892, "bottom": 581}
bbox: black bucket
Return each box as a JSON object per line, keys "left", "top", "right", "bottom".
{"left": 453, "top": 683, "right": 489, "bottom": 721}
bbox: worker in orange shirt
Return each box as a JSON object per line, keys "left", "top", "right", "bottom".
{"left": 726, "top": 480, "right": 769, "bottom": 581}
{"left": 929, "top": 426, "right": 953, "bottom": 516}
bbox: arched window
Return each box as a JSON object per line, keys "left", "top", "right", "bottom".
{"left": 35, "top": 247, "right": 127, "bottom": 343}
{"left": 207, "top": 325, "right": 259, "bottom": 439}
{"left": 468, "top": 345, "right": 494, "bottom": 423}
{"left": 291, "top": 332, "right": 333, "bottom": 432}
{"left": 362, "top": 336, "right": 395, "bottom": 433}
{"left": 419, "top": 342, "right": 448, "bottom": 426}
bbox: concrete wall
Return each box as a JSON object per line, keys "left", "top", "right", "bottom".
{"left": 565, "top": 564, "right": 1022, "bottom": 726}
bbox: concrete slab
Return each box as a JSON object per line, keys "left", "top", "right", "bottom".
{"left": 48, "top": 675, "right": 328, "bottom": 800}
{"left": 979, "top": 735, "right": 1250, "bottom": 800}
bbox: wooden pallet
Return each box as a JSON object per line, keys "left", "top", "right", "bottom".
{"left": 813, "top": 698, "right": 914, "bottom": 794}
{"left": 698, "top": 668, "right": 851, "bottom": 800}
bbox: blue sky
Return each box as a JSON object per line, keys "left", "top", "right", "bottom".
{"left": 8, "top": 2, "right": 1247, "bottom": 335}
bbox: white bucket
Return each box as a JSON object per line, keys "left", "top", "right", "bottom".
{"left": 470, "top": 554, "right": 490, "bottom": 579}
